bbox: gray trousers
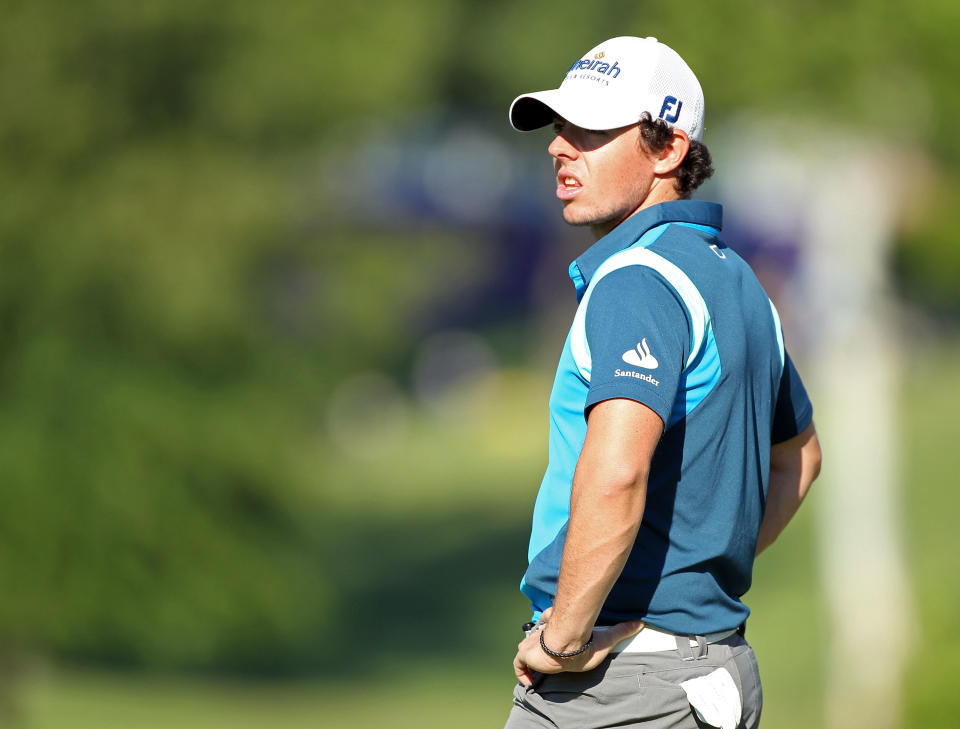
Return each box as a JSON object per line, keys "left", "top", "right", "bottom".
{"left": 504, "top": 633, "right": 762, "bottom": 729}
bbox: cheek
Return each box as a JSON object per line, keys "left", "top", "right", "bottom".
{"left": 608, "top": 149, "right": 648, "bottom": 184}
{"left": 602, "top": 159, "right": 644, "bottom": 195}
{"left": 595, "top": 155, "right": 633, "bottom": 189}
{"left": 624, "top": 159, "right": 655, "bottom": 191}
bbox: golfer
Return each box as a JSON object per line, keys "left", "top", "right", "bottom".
{"left": 504, "top": 35, "right": 822, "bottom": 729}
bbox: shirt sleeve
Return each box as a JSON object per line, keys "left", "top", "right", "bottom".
{"left": 582, "top": 266, "right": 690, "bottom": 425}
{"left": 771, "top": 351, "right": 813, "bottom": 443}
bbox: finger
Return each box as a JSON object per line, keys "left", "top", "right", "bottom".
{"left": 594, "top": 620, "right": 645, "bottom": 650}
{"left": 579, "top": 624, "right": 642, "bottom": 671}
{"left": 514, "top": 655, "right": 533, "bottom": 687}
{"left": 609, "top": 620, "right": 644, "bottom": 642}
{"left": 540, "top": 607, "right": 554, "bottom": 621}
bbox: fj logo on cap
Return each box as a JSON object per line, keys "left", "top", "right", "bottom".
{"left": 659, "top": 96, "right": 683, "bottom": 123}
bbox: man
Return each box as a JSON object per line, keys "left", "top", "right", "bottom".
{"left": 504, "top": 36, "right": 822, "bottom": 729}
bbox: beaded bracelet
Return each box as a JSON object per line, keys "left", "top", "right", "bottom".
{"left": 539, "top": 628, "right": 594, "bottom": 659}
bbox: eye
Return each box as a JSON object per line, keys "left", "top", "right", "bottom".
{"left": 585, "top": 128, "right": 612, "bottom": 140}
{"left": 552, "top": 120, "right": 566, "bottom": 135}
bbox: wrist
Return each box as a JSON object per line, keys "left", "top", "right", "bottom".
{"left": 539, "top": 625, "right": 594, "bottom": 658}
{"left": 541, "top": 614, "right": 593, "bottom": 652}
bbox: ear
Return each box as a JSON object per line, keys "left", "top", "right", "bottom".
{"left": 652, "top": 130, "right": 690, "bottom": 176}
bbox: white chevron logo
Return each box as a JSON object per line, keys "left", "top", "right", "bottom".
{"left": 622, "top": 339, "right": 659, "bottom": 369}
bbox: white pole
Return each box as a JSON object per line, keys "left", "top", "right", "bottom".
{"left": 803, "top": 144, "right": 913, "bottom": 729}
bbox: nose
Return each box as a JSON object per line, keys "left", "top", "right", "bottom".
{"left": 548, "top": 132, "right": 577, "bottom": 162}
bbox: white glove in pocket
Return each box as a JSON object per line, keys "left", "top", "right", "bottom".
{"left": 679, "top": 667, "right": 742, "bottom": 729}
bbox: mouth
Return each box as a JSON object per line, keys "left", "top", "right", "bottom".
{"left": 556, "top": 171, "right": 582, "bottom": 201}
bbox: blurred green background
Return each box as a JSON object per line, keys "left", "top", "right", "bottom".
{"left": 1, "top": 1, "right": 958, "bottom": 727}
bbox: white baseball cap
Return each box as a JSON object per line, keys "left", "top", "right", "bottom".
{"left": 509, "top": 36, "right": 705, "bottom": 141}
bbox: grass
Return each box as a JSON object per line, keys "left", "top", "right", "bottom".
{"left": 8, "top": 342, "right": 960, "bottom": 729}
{"left": 14, "top": 663, "right": 515, "bottom": 729}
{"left": 899, "top": 341, "right": 960, "bottom": 728}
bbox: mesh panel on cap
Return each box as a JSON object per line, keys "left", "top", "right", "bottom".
{"left": 646, "top": 47, "right": 703, "bottom": 139}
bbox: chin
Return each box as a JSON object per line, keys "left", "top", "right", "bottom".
{"left": 563, "top": 205, "right": 612, "bottom": 229}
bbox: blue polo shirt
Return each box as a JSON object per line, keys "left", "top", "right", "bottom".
{"left": 521, "top": 200, "right": 813, "bottom": 634}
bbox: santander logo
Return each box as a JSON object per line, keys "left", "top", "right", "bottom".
{"left": 622, "top": 339, "right": 659, "bottom": 369}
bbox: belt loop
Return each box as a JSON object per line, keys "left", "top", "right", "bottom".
{"left": 676, "top": 634, "right": 695, "bottom": 661}
{"left": 677, "top": 634, "right": 709, "bottom": 660}
{"left": 694, "top": 634, "right": 708, "bottom": 659}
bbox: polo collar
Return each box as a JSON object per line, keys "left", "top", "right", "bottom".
{"left": 568, "top": 200, "right": 723, "bottom": 295}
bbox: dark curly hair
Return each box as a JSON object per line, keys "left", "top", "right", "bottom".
{"left": 637, "top": 112, "right": 714, "bottom": 197}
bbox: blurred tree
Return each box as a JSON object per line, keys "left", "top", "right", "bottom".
{"left": 0, "top": 0, "right": 472, "bottom": 671}
{"left": 0, "top": 0, "right": 956, "bottom": 674}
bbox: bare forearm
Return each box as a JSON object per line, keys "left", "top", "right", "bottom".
{"left": 546, "top": 478, "right": 646, "bottom": 650}
{"left": 512, "top": 474, "right": 650, "bottom": 685}
{"left": 756, "top": 423, "right": 821, "bottom": 555}
{"left": 511, "top": 400, "right": 661, "bottom": 683}
{"left": 756, "top": 467, "right": 805, "bottom": 554}
{"left": 536, "top": 399, "right": 661, "bottom": 653}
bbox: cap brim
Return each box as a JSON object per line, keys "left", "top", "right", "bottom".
{"left": 509, "top": 88, "right": 647, "bottom": 132}
{"left": 509, "top": 91, "right": 561, "bottom": 131}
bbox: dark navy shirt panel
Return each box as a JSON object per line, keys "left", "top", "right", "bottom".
{"left": 772, "top": 352, "right": 814, "bottom": 443}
